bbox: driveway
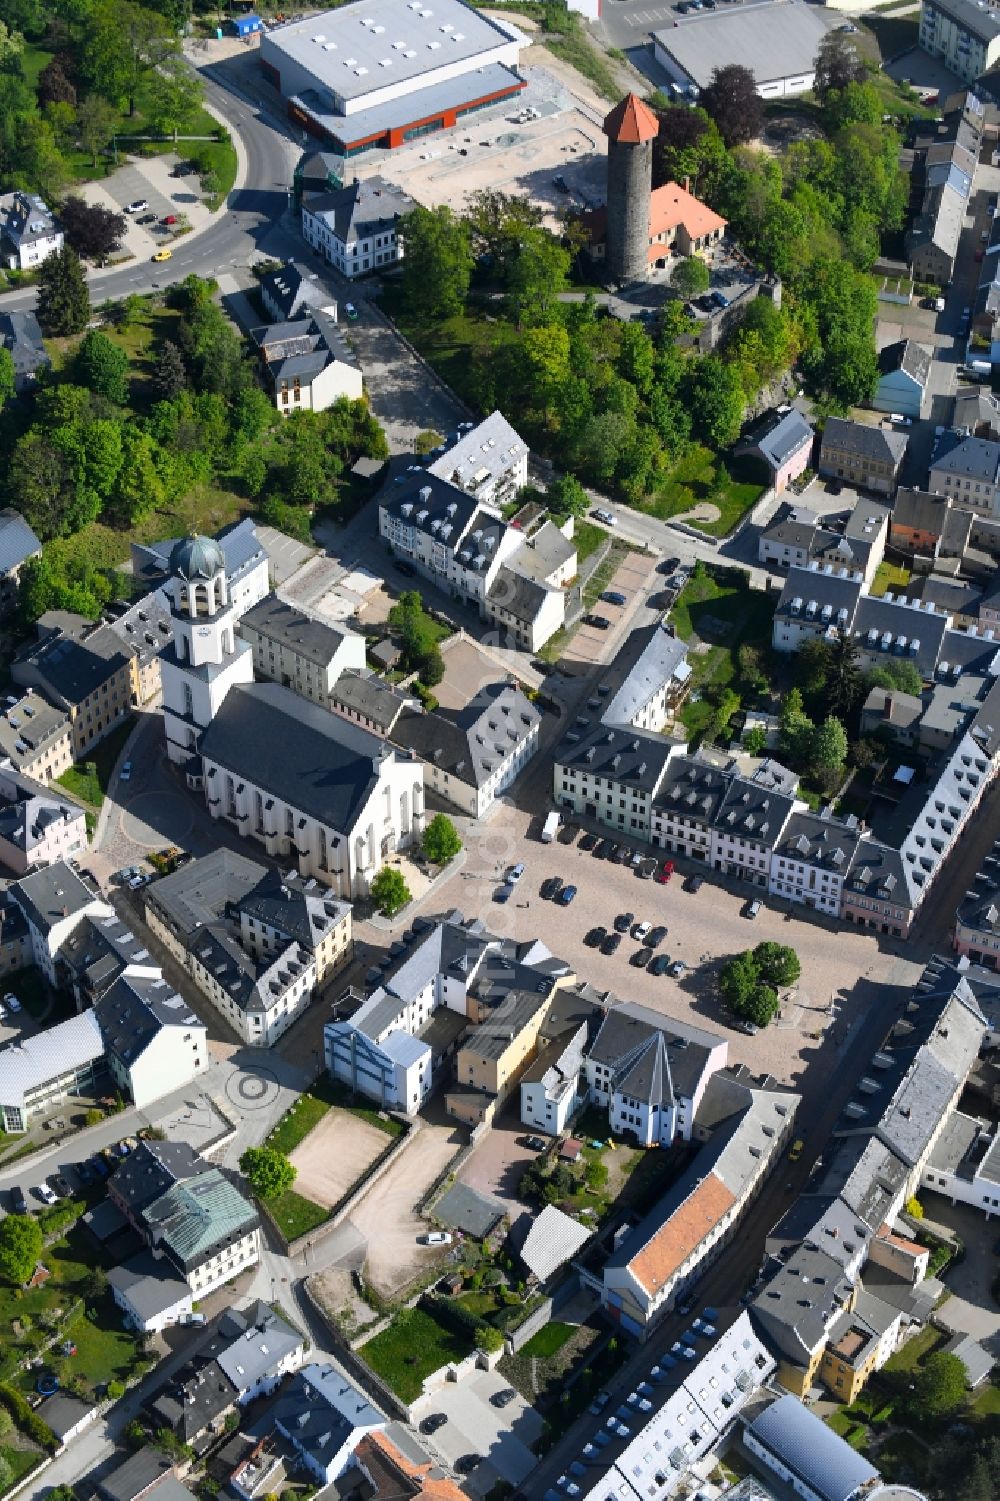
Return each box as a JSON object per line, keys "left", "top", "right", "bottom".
{"left": 458, "top": 1106, "right": 540, "bottom": 1230}
{"left": 411, "top": 1366, "right": 544, "bottom": 1493}
{"left": 922, "top": 1195, "right": 1000, "bottom": 1358}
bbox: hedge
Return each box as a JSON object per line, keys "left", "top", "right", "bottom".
{"left": 427, "top": 1294, "right": 503, "bottom": 1353}
{"left": 0, "top": 1382, "right": 59, "bottom": 1451}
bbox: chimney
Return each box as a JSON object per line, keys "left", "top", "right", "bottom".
{"left": 683, "top": 176, "right": 690, "bottom": 194}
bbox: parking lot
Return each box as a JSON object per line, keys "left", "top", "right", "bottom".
{"left": 428, "top": 794, "right": 925, "bottom": 1094}
{"left": 411, "top": 1366, "right": 545, "bottom": 1493}
{"left": 78, "top": 151, "right": 214, "bottom": 263}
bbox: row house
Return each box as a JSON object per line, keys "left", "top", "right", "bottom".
{"left": 818, "top": 418, "right": 908, "bottom": 496}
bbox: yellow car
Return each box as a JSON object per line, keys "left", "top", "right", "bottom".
{"left": 788, "top": 1139, "right": 804, "bottom": 1162}
{"left": 151, "top": 249, "right": 172, "bottom": 262}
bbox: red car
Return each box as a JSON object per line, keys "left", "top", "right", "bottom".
{"left": 655, "top": 860, "right": 675, "bottom": 884}
{"left": 162, "top": 214, "right": 178, "bottom": 226}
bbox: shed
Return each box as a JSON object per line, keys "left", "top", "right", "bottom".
{"left": 943, "top": 1332, "right": 994, "bottom": 1387}
{"left": 231, "top": 14, "right": 264, "bottom": 36}
{"left": 434, "top": 1182, "right": 507, "bottom": 1241}
{"left": 370, "top": 639, "right": 402, "bottom": 671}
{"left": 559, "top": 1137, "right": 584, "bottom": 1163}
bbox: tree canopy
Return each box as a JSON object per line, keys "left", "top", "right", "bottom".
{"left": 239, "top": 1146, "right": 295, "bottom": 1200}
{"left": 719, "top": 942, "right": 799, "bottom": 1026}
{"left": 370, "top": 866, "right": 411, "bottom": 917}
{"left": 700, "top": 65, "right": 763, "bottom": 148}
{"left": 0, "top": 1213, "right": 43, "bottom": 1286}
{"left": 423, "top": 813, "right": 462, "bottom": 865}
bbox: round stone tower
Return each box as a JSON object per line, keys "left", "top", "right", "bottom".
{"left": 602, "top": 93, "right": 659, "bottom": 285}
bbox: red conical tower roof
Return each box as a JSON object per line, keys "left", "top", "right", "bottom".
{"left": 602, "top": 92, "right": 659, "bottom": 145}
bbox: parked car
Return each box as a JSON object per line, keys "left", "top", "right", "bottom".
{"left": 609, "top": 844, "right": 629, "bottom": 865}
{"left": 493, "top": 884, "right": 512, "bottom": 903}
{"left": 540, "top": 876, "right": 562, "bottom": 900}
{"left": 583, "top": 613, "right": 611, "bottom": 630}
{"left": 119, "top": 761, "right": 132, "bottom": 782}
{"left": 11, "top": 1186, "right": 28, "bottom": 1213}
{"left": 647, "top": 925, "right": 668, "bottom": 948}
{"left": 344, "top": 302, "right": 358, "bottom": 319}
{"left": 632, "top": 920, "right": 651, "bottom": 943}
{"left": 35, "top": 1182, "right": 58, "bottom": 1205}
{"left": 128, "top": 873, "right": 150, "bottom": 890}
{"left": 630, "top": 947, "right": 654, "bottom": 968}
{"left": 593, "top": 839, "right": 611, "bottom": 859}
{"left": 788, "top": 1138, "right": 804, "bottom": 1161}
{"left": 125, "top": 199, "right": 148, "bottom": 214}
{"left": 649, "top": 953, "right": 672, "bottom": 976}
{"left": 492, "top": 1388, "right": 517, "bottom": 1408}
{"left": 684, "top": 875, "right": 704, "bottom": 894}
{"left": 151, "top": 249, "right": 172, "bottom": 262}
{"left": 524, "top": 1136, "right": 547, "bottom": 1152}
{"left": 50, "top": 1175, "right": 72, "bottom": 1198}
{"left": 579, "top": 832, "right": 598, "bottom": 852}
{"left": 601, "top": 932, "right": 622, "bottom": 956}
{"left": 75, "top": 1161, "right": 95, "bottom": 1185}
{"left": 742, "top": 898, "right": 762, "bottom": 920}
{"left": 454, "top": 1457, "right": 480, "bottom": 1476}
{"left": 584, "top": 926, "right": 607, "bottom": 948}
{"left": 394, "top": 559, "right": 416, "bottom": 577}
{"left": 420, "top": 1414, "right": 447, "bottom": 1435}
{"left": 419, "top": 1231, "right": 453, "bottom": 1246}
{"left": 656, "top": 860, "right": 675, "bottom": 884}
{"left": 91, "top": 1154, "right": 111, "bottom": 1178}
{"left": 591, "top": 508, "right": 617, "bottom": 526}
{"left": 637, "top": 857, "right": 658, "bottom": 879}
{"left": 600, "top": 591, "right": 627, "bottom": 607}
{"left": 136, "top": 213, "right": 156, "bottom": 225}
{"left": 614, "top": 913, "right": 635, "bottom": 934}
{"left": 161, "top": 214, "right": 178, "bottom": 226}
{"left": 736, "top": 1019, "right": 759, "bottom": 1036}
{"left": 557, "top": 884, "right": 577, "bottom": 905}
{"left": 668, "top": 959, "right": 687, "bottom": 978}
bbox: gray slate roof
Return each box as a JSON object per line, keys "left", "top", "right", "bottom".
{"left": 878, "top": 338, "right": 932, "bottom": 389}
{"left": 752, "top": 408, "right": 815, "bottom": 470}
{"left": 651, "top": 2, "right": 828, "bottom": 89}
{"left": 924, "top": 0, "right": 1000, "bottom": 43}
{"left": 0, "top": 311, "right": 50, "bottom": 382}
{"left": 198, "top": 682, "right": 391, "bottom": 836}
{"left": 258, "top": 262, "right": 327, "bottom": 322}
{"left": 96, "top": 973, "right": 203, "bottom": 1069}
{"left": 273, "top": 1363, "right": 384, "bottom": 1474}
{"left": 108, "top": 1252, "right": 191, "bottom": 1320}
{"left": 747, "top": 1394, "right": 878, "bottom": 1501}
{"left": 0, "top": 509, "right": 41, "bottom": 573}
{"left": 390, "top": 681, "right": 539, "bottom": 790}
{"left": 520, "top": 1204, "right": 591, "bottom": 1282}
{"left": 598, "top": 621, "right": 690, "bottom": 729}
{"left": 555, "top": 721, "right": 680, "bottom": 793}
{"left": 892, "top": 487, "right": 949, "bottom": 535}
{"left": 240, "top": 594, "right": 359, "bottom": 669}
{"left": 303, "top": 175, "right": 413, "bottom": 244}
{"left": 329, "top": 671, "right": 411, "bottom": 733}
{"left": 9, "top": 860, "right": 96, "bottom": 935}
{"left": 486, "top": 564, "right": 555, "bottom": 626}
{"left": 930, "top": 433, "right": 1000, "bottom": 482}
{"left": 821, "top": 417, "right": 908, "bottom": 466}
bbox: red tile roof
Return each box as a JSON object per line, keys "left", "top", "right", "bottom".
{"left": 603, "top": 93, "right": 660, "bottom": 145}
{"left": 628, "top": 1173, "right": 736, "bottom": 1295}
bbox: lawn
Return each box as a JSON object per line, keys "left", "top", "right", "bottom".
{"left": 56, "top": 716, "right": 136, "bottom": 810}
{"left": 266, "top": 1094, "right": 335, "bottom": 1157}
{"left": 360, "top": 1305, "right": 471, "bottom": 1402}
{"left": 265, "top": 1188, "right": 330, "bottom": 1242}
{"left": 871, "top": 560, "right": 911, "bottom": 597}
{"left": 380, "top": 292, "right": 517, "bottom": 408}
{"left": 573, "top": 520, "right": 605, "bottom": 565}
{"left": 543, "top": 29, "right": 621, "bottom": 101}
{"left": 882, "top": 1325, "right": 943, "bottom": 1374}
{"left": 519, "top": 1322, "right": 575, "bottom": 1359}
{"left": 645, "top": 448, "right": 765, "bottom": 536}
{"left": 671, "top": 562, "right": 775, "bottom": 729}
{"left": 0, "top": 1443, "right": 44, "bottom": 1493}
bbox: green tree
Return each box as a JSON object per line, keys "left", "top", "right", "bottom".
{"left": 399, "top": 204, "right": 473, "bottom": 320}
{"left": 740, "top": 983, "right": 779, "bottom": 1028}
{"left": 238, "top": 1146, "right": 296, "bottom": 1200}
{"left": 744, "top": 725, "right": 768, "bottom": 757}
{"left": 77, "top": 329, "right": 129, "bottom": 404}
{"left": 753, "top": 941, "right": 801, "bottom": 988}
{"left": 419, "top": 643, "right": 444, "bottom": 687}
{"left": 370, "top": 865, "right": 411, "bottom": 917}
{"left": 709, "top": 686, "right": 740, "bottom": 742}
{"left": 796, "top": 637, "right": 831, "bottom": 701}
{"left": 422, "top": 813, "right": 462, "bottom": 865}
{"left": 0, "top": 1213, "right": 43, "bottom": 1286}
{"left": 413, "top": 429, "right": 443, "bottom": 456}
{"left": 505, "top": 226, "right": 570, "bottom": 327}
{"left": 466, "top": 187, "right": 544, "bottom": 276}
{"left": 144, "top": 55, "right": 202, "bottom": 140}
{"left": 865, "top": 660, "right": 923, "bottom": 696}
{"left": 811, "top": 715, "right": 848, "bottom": 772}
{"left": 36, "top": 244, "right": 90, "bottom": 336}
{"left": 83, "top": 0, "right": 178, "bottom": 117}
{"left": 779, "top": 686, "right": 814, "bottom": 766}
{"left": 0, "top": 1454, "right": 12, "bottom": 1494}
{"left": 825, "top": 629, "right": 862, "bottom": 718}
{"left": 689, "top": 356, "right": 744, "bottom": 448}
{"left": 76, "top": 93, "right": 118, "bottom": 168}
{"left": 719, "top": 950, "right": 759, "bottom": 1011}
{"left": 905, "top": 1351, "right": 966, "bottom": 1420}
{"left": 671, "top": 256, "right": 710, "bottom": 298}
{"left": 546, "top": 473, "right": 588, "bottom": 521}
{"left": 813, "top": 30, "right": 867, "bottom": 101}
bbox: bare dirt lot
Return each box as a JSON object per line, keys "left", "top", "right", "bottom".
{"left": 347, "top": 1113, "right": 467, "bottom": 1296}
{"left": 435, "top": 635, "right": 534, "bottom": 712}
{"left": 289, "top": 1109, "right": 390, "bottom": 1209}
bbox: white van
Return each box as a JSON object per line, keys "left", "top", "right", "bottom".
{"left": 541, "top": 811, "right": 562, "bottom": 844}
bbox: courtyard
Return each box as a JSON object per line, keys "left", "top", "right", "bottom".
{"left": 287, "top": 1109, "right": 391, "bottom": 1211}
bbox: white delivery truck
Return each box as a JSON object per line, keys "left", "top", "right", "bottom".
{"left": 541, "top": 811, "right": 562, "bottom": 843}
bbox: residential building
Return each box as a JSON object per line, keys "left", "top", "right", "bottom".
{"left": 859, "top": 686, "right": 922, "bottom": 747}
{"left": 652, "top": 1, "right": 831, "bottom": 97}
{"left": 272, "top": 1364, "right": 385, "bottom": 1485}
{"left": 927, "top": 432, "right": 1000, "bottom": 514}
{"left": 109, "top": 1139, "right": 208, "bottom": 1232}
{"left": 60, "top": 906, "right": 160, "bottom": 1011}
{"left": 509, "top": 518, "right": 578, "bottom": 590}
{"left": 0, "top": 310, "right": 49, "bottom": 390}
{"left": 0, "top": 191, "right": 62, "bottom": 270}
{"left": 294, "top": 148, "right": 344, "bottom": 201}
{"left": 428, "top": 411, "right": 529, "bottom": 508}
{"left": 873, "top": 340, "right": 932, "bottom": 420}
{"left": 145, "top": 849, "right": 352, "bottom": 1045}
{"left": 101, "top": 592, "right": 175, "bottom": 706}
{"left": 238, "top": 594, "right": 366, "bottom": 707}
{"left": 0, "top": 764, "right": 86, "bottom": 875}
{"left": 447, "top": 988, "right": 555, "bottom": 1125}
{"left": 261, "top": 2, "right": 526, "bottom": 156}
{"left": 140, "top": 1166, "right": 261, "bottom": 1297}
{"left": 95, "top": 972, "right": 209, "bottom": 1111}
{"left": 599, "top": 1071, "right": 798, "bottom": 1334}
{"left": 132, "top": 518, "right": 269, "bottom": 622}
{"left": 849, "top": 593, "right": 949, "bottom": 681}
{"left": 818, "top": 419, "right": 907, "bottom": 496}
{"left": 250, "top": 312, "right": 363, "bottom": 413}
{"left": 954, "top": 837, "right": 1000, "bottom": 966}
{"left": 0, "top": 892, "right": 30, "bottom": 979}
{"left": 12, "top": 613, "right": 134, "bottom": 760}
{"left": 907, "top": 572, "right": 981, "bottom": 629}
{"left": 584, "top": 1001, "right": 727, "bottom": 1147}
{"left": 819, "top": 1289, "right": 904, "bottom": 1404}
{"left": 769, "top": 809, "right": 862, "bottom": 916}
{"left": 745, "top": 1394, "right": 879, "bottom": 1501}
{"left": 9, "top": 861, "right": 109, "bottom": 985}
{"left": 259, "top": 261, "right": 329, "bottom": 323}
{"left": 484, "top": 566, "right": 565, "bottom": 651}
{"left": 98, "top": 1449, "right": 181, "bottom": 1501}
{"left": 0, "top": 509, "right": 41, "bottom": 614}
{"left": 576, "top": 1311, "right": 776, "bottom": 1501}
{"left": 0, "top": 1009, "right": 104, "bottom": 1133}
{"left": 300, "top": 176, "right": 413, "bottom": 276}
{"left": 919, "top": 0, "right": 1000, "bottom": 85}
{"left": 771, "top": 564, "right": 865, "bottom": 653}
{"left": 597, "top": 621, "right": 692, "bottom": 734}
{"left": 352, "top": 1431, "right": 468, "bottom": 1501}
{"left": 108, "top": 1253, "right": 193, "bottom": 1335}
{"left": 325, "top": 911, "right": 572, "bottom": 1114}
{"left": 920, "top": 1109, "right": 1000, "bottom": 1216}
{"left": 329, "top": 672, "right": 414, "bottom": 737}
{"left": 584, "top": 176, "right": 727, "bottom": 271}
{"left": 520, "top": 989, "right": 598, "bottom": 1137}
{"left": 741, "top": 407, "right": 814, "bottom": 494}
{"left": 379, "top": 474, "right": 521, "bottom": 610}
{"left": 907, "top": 94, "right": 983, "bottom": 282}
{"left": 890, "top": 488, "right": 952, "bottom": 556}
{"left": 390, "top": 681, "right": 540, "bottom": 818}
{"left": 147, "top": 1303, "right": 304, "bottom": 1442}
{"left": 841, "top": 840, "right": 915, "bottom": 938}
{"left": 816, "top": 504, "right": 890, "bottom": 589}
{"left": 198, "top": 683, "right": 425, "bottom": 899}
